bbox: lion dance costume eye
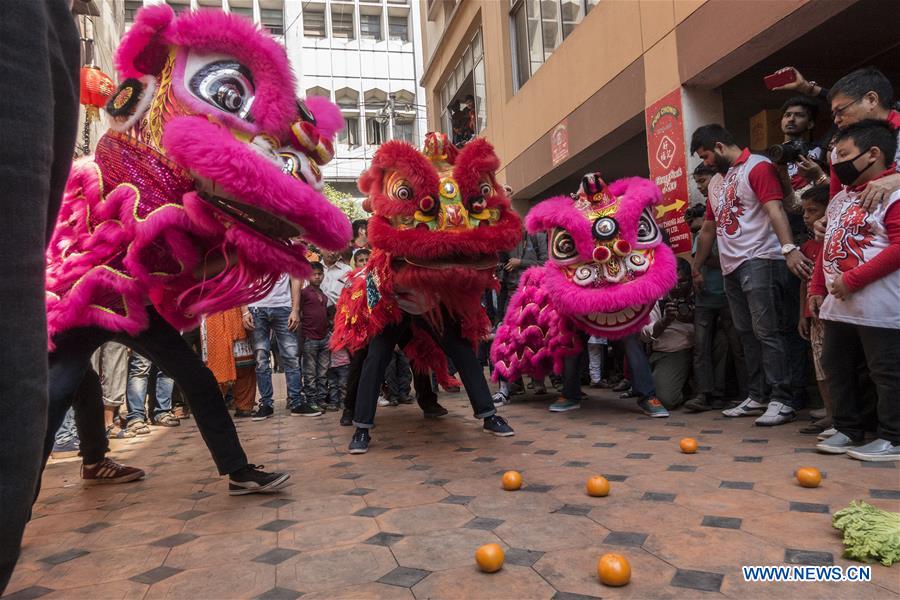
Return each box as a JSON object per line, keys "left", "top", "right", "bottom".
{"left": 490, "top": 173, "right": 677, "bottom": 381}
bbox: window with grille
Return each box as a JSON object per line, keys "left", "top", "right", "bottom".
{"left": 303, "top": 5, "right": 326, "bottom": 38}
{"left": 510, "top": 0, "right": 592, "bottom": 91}
{"left": 394, "top": 119, "right": 415, "bottom": 143}
{"left": 367, "top": 118, "right": 386, "bottom": 146}
{"left": 337, "top": 117, "right": 360, "bottom": 146}
{"left": 332, "top": 4, "right": 356, "bottom": 39}
{"left": 360, "top": 13, "right": 382, "bottom": 41}
{"left": 229, "top": 6, "right": 253, "bottom": 19}
{"left": 124, "top": 0, "right": 142, "bottom": 23}
{"left": 261, "top": 8, "right": 284, "bottom": 35}
{"left": 388, "top": 14, "right": 409, "bottom": 41}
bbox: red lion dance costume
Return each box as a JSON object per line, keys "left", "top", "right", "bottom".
{"left": 41, "top": 5, "right": 350, "bottom": 493}
{"left": 491, "top": 173, "right": 676, "bottom": 410}
{"left": 332, "top": 133, "right": 522, "bottom": 453}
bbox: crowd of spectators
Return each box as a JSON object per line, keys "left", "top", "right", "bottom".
{"left": 52, "top": 66, "right": 900, "bottom": 465}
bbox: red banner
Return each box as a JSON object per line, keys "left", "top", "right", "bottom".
{"left": 645, "top": 89, "right": 693, "bottom": 255}
{"left": 550, "top": 119, "right": 569, "bottom": 166}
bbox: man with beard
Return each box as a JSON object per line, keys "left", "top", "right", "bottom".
{"left": 690, "top": 124, "right": 813, "bottom": 426}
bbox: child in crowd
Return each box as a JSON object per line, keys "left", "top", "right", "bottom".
{"left": 352, "top": 248, "right": 370, "bottom": 269}
{"left": 810, "top": 120, "right": 900, "bottom": 461}
{"left": 297, "top": 262, "right": 330, "bottom": 415}
{"left": 796, "top": 184, "right": 833, "bottom": 438}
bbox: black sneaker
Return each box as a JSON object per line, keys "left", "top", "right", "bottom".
{"left": 422, "top": 402, "right": 449, "bottom": 418}
{"left": 340, "top": 409, "right": 353, "bottom": 426}
{"left": 349, "top": 428, "right": 371, "bottom": 454}
{"left": 483, "top": 415, "right": 515, "bottom": 437}
{"left": 250, "top": 405, "right": 274, "bottom": 421}
{"left": 291, "top": 403, "right": 323, "bottom": 417}
{"left": 228, "top": 464, "right": 290, "bottom": 495}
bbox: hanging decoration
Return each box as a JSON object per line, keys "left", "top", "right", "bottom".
{"left": 79, "top": 64, "right": 115, "bottom": 155}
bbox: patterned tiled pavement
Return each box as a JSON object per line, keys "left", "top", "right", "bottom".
{"left": 6, "top": 386, "right": 900, "bottom": 599}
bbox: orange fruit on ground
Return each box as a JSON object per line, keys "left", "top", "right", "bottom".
{"left": 597, "top": 553, "right": 631, "bottom": 586}
{"left": 795, "top": 467, "right": 822, "bottom": 488}
{"left": 586, "top": 475, "right": 610, "bottom": 497}
{"left": 680, "top": 437, "right": 698, "bottom": 453}
{"left": 501, "top": 470, "right": 522, "bottom": 491}
{"left": 475, "top": 543, "right": 505, "bottom": 573}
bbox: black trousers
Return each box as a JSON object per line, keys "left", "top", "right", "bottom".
{"left": 0, "top": 0, "right": 80, "bottom": 592}
{"left": 345, "top": 346, "right": 439, "bottom": 416}
{"left": 353, "top": 313, "right": 496, "bottom": 427}
{"left": 43, "top": 309, "right": 249, "bottom": 483}
{"left": 822, "top": 320, "right": 900, "bottom": 444}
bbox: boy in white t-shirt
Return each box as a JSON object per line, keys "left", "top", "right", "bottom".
{"left": 809, "top": 120, "right": 900, "bottom": 461}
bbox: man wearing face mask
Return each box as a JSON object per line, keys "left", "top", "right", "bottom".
{"left": 690, "top": 124, "right": 813, "bottom": 426}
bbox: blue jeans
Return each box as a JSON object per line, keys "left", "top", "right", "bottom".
{"left": 385, "top": 351, "right": 412, "bottom": 401}
{"left": 301, "top": 336, "right": 330, "bottom": 405}
{"left": 54, "top": 407, "right": 78, "bottom": 446}
{"left": 723, "top": 258, "right": 793, "bottom": 407}
{"left": 622, "top": 334, "right": 655, "bottom": 400}
{"left": 250, "top": 306, "right": 301, "bottom": 408}
{"left": 327, "top": 364, "right": 349, "bottom": 406}
{"left": 126, "top": 352, "right": 174, "bottom": 422}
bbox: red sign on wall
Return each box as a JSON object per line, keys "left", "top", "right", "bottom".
{"left": 550, "top": 119, "right": 569, "bottom": 166}
{"left": 645, "top": 88, "right": 693, "bottom": 255}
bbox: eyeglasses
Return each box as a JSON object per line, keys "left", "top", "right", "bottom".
{"left": 832, "top": 98, "right": 861, "bottom": 120}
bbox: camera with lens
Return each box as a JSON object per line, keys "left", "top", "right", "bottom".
{"left": 683, "top": 203, "right": 706, "bottom": 222}
{"left": 767, "top": 139, "right": 814, "bottom": 165}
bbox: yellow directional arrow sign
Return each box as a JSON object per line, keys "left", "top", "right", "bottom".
{"left": 655, "top": 198, "right": 686, "bottom": 220}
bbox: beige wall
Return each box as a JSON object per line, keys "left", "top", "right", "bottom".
{"left": 420, "top": 0, "right": 851, "bottom": 197}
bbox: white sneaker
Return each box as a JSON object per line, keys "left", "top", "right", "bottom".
{"left": 377, "top": 395, "right": 389, "bottom": 407}
{"left": 492, "top": 391, "right": 510, "bottom": 407}
{"left": 722, "top": 398, "right": 766, "bottom": 418}
{"left": 754, "top": 401, "right": 797, "bottom": 426}
{"left": 816, "top": 427, "right": 838, "bottom": 441}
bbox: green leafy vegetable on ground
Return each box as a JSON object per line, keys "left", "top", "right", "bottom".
{"left": 832, "top": 500, "right": 900, "bottom": 567}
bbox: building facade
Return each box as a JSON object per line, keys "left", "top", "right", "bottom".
{"left": 130, "top": 0, "right": 427, "bottom": 199}
{"left": 419, "top": 0, "right": 899, "bottom": 220}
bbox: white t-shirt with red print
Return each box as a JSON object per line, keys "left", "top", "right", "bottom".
{"left": 818, "top": 189, "right": 900, "bottom": 329}
{"left": 705, "top": 149, "right": 784, "bottom": 275}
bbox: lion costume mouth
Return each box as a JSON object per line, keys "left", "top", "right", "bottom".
{"left": 400, "top": 254, "right": 498, "bottom": 271}
{"left": 573, "top": 302, "right": 654, "bottom": 334}
{"left": 199, "top": 191, "right": 303, "bottom": 244}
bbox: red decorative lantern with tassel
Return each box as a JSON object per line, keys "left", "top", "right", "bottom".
{"left": 79, "top": 65, "right": 115, "bottom": 154}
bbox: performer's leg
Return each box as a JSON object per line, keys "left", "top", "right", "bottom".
{"left": 352, "top": 318, "right": 408, "bottom": 428}
{"left": 123, "top": 309, "right": 248, "bottom": 475}
{"left": 342, "top": 347, "right": 368, "bottom": 425}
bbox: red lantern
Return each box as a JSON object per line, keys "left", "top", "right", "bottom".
{"left": 80, "top": 65, "right": 115, "bottom": 116}
{"left": 78, "top": 65, "right": 115, "bottom": 156}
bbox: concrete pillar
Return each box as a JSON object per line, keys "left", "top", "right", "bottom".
{"left": 681, "top": 86, "right": 724, "bottom": 206}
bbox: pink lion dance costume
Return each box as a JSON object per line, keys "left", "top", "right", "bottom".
{"left": 41, "top": 5, "right": 350, "bottom": 491}
{"left": 491, "top": 173, "right": 676, "bottom": 407}
{"left": 331, "top": 133, "right": 522, "bottom": 450}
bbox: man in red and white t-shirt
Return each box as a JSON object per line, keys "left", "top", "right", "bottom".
{"left": 690, "top": 124, "right": 813, "bottom": 426}
{"left": 809, "top": 120, "right": 900, "bottom": 462}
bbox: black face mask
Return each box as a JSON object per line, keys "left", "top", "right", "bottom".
{"left": 832, "top": 150, "right": 876, "bottom": 187}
